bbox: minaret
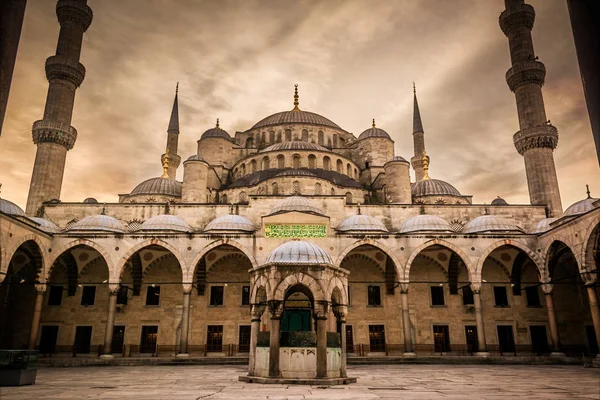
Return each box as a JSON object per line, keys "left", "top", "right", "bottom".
{"left": 410, "top": 83, "right": 428, "bottom": 181}
{"left": 161, "top": 83, "right": 181, "bottom": 179}
{"left": 25, "top": 0, "right": 93, "bottom": 215}
{"left": 500, "top": 0, "right": 563, "bottom": 217}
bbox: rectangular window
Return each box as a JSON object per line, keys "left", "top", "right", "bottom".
{"left": 74, "top": 326, "right": 92, "bottom": 354}
{"left": 433, "top": 325, "right": 451, "bottom": 353}
{"left": 140, "top": 326, "right": 158, "bottom": 353}
{"left": 207, "top": 325, "right": 223, "bottom": 352}
{"left": 48, "top": 285, "right": 63, "bottom": 306}
{"left": 493, "top": 286, "right": 509, "bottom": 307}
{"left": 210, "top": 286, "right": 224, "bottom": 306}
{"left": 497, "top": 325, "right": 515, "bottom": 354}
{"left": 117, "top": 286, "right": 128, "bottom": 305}
{"left": 367, "top": 285, "right": 381, "bottom": 306}
{"left": 525, "top": 286, "right": 541, "bottom": 307}
{"left": 368, "top": 325, "right": 386, "bottom": 352}
{"left": 146, "top": 286, "right": 160, "bottom": 306}
{"left": 465, "top": 325, "right": 478, "bottom": 353}
{"left": 111, "top": 326, "right": 125, "bottom": 354}
{"left": 462, "top": 286, "right": 474, "bottom": 305}
{"left": 346, "top": 325, "right": 354, "bottom": 353}
{"left": 430, "top": 286, "right": 445, "bottom": 306}
{"left": 238, "top": 325, "right": 251, "bottom": 352}
{"left": 241, "top": 286, "right": 250, "bottom": 306}
{"left": 81, "top": 286, "right": 96, "bottom": 306}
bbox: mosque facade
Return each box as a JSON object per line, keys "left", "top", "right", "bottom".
{"left": 0, "top": 0, "right": 599, "bottom": 369}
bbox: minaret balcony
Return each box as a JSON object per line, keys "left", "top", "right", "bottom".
{"left": 32, "top": 120, "right": 78, "bottom": 150}
{"left": 56, "top": 0, "right": 93, "bottom": 31}
{"left": 505, "top": 60, "right": 545, "bottom": 92}
{"left": 513, "top": 124, "right": 558, "bottom": 155}
{"left": 499, "top": 3, "right": 535, "bottom": 36}
{"left": 45, "top": 55, "right": 86, "bottom": 87}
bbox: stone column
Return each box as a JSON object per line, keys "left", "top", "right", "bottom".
{"left": 400, "top": 283, "right": 414, "bottom": 354}
{"left": 473, "top": 285, "right": 489, "bottom": 355}
{"left": 248, "top": 304, "right": 264, "bottom": 376}
{"left": 28, "top": 285, "right": 46, "bottom": 349}
{"left": 586, "top": 284, "right": 600, "bottom": 357}
{"left": 334, "top": 305, "right": 348, "bottom": 378}
{"left": 177, "top": 288, "right": 192, "bottom": 356}
{"left": 100, "top": 286, "right": 119, "bottom": 358}
{"left": 268, "top": 301, "right": 283, "bottom": 378}
{"left": 541, "top": 284, "right": 563, "bottom": 355}
{"left": 315, "top": 301, "right": 329, "bottom": 379}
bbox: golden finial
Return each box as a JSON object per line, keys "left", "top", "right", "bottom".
{"left": 372, "top": 118, "right": 376, "bottom": 128}
{"left": 293, "top": 84, "right": 300, "bottom": 111}
{"left": 586, "top": 184, "right": 591, "bottom": 199}
{"left": 216, "top": 118, "right": 220, "bottom": 129}
{"left": 422, "top": 151, "right": 430, "bottom": 180}
{"left": 162, "top": 147, "right": 170, "bottom": 178}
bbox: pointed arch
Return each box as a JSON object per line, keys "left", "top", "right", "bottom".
{"left": 273, "top": 272, "right": 325, "bottom": 302}
{"left": 405, "top": 239, "right": 473, "bottom": 282}
{"left": 187, "top": 239, "right": 257, "bottom": 283}
{"left": 581, "top": 220, "right": 600, "bottom": 272}
{"left": 116, "top": 238, "right": 186, "bottom": 283}
{"left": 45, "top": 239, "right": 112, "bottom": 282}
{"left": 3, "top": 235, "right": 47, "bottom": 279}
{"left": 326, "top": 276, "right": 348, "bottom": 305}
{"left": 251, "top": 275, "right": 271, "bottom": 303}
{"left": 474, "top": 239, "right": 542, "bottom": 282}
{"left": 336, "top": 239, "right": 403, "bottom": 279}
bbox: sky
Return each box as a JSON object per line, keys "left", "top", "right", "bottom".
{"left": 1, "top": 0, "right": 598, "bottom": 210}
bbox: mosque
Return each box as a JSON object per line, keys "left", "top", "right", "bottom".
{"left": 0, "top": 0, "right": 599, "bottom": 377}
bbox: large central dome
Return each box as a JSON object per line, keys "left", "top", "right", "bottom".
{"left": 251, "top": 110, "right": 342, "bottom": 131}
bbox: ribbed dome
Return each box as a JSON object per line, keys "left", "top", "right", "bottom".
{"left": 0, "top": 198, "right": 25, "bottom": 216}
{"left": 265, "top": 241, "right": 333, "bottom": 265}
{"left": 412, "top": 179, "right": 461, "bottom": 197}
{"left": 529, "top": 218, "right": 558, "bottom": 234}
{"left": 358, "top": 127, "right": 392, "bottom": 140}
{"left": 201, "top": 126, "right": 231, "bottom": 140}
{"left": 399, "top": 215, "right": 453, "bottom": 233}
{"left": 131, "top": 177, "right": 182, "bottom": 197}
{"left": 564, "top": 197, "right": 598, "bottom": 216}
{"left": 139, "top": 215, "right": 192, "bottom": 232}
{"left": 252, "top": 110, "right": 341, "bottom": 130}
{"left": 68, "top": 215, "right": 127, "bottom": 233}
{"left": 491, "top": 196, "right": 509, "bottom": 206}
{"left": 336, "top": 214, "right": 388, "bottom": 232}
{"left": 204, "top": 214, "right": 256, "bottom": 232}
{"left": 271, "top": 196, "right": 324, "bottom": 215}
{"left": 29, "top": 217, "right": 61, "bottom": 233}
{"left": 83, "top": 197, "right": 98, "bottom": 204}
{"left": 262, "top": 141, "right": 330, "bottom": 152}
{"left": 463, "top": 215, "right": 522, "bottom": 234}
{"left": 185, "top": 154, "right": 206, "bottom": 162}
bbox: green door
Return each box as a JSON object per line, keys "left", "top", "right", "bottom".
{"left": 282, "top": 310, "right": 311, "bottom": 332}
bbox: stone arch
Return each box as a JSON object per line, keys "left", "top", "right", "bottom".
{"left": 188, "top": 239, "right": 257, "bottom": 282}
{"left": 308, "top": 154, "right": 316, "bottom": 169}
{"left": 116, "top": 239, "right": 186, "bottom": 283}
{"left": 3, "top": 235, "right": 47, "bottom": 279}
{"left": 405, "top": 239, "right": 473, "bottom": 282}
{"left": 142, "top": 252, "right": 179, "bottom": 279}
{"left": 545, "top": 239, "right": 580, "bottom": 281}
{"left": 273, "top": 273, "right": 326, "bottom": 302}
{"left": 46, "top": 239, "right": 112, "bottom": 282}
{"left": 277, "top": 154, "right": 285, "bottom": 169}
{"left": 581, "top": 221, "right": 600, "bottom": 272}
{"left": 336, "top": 239, "right": 403, "bottom": 279}
{"left": 475, "top": 240, "right": 542, "bottom": 285}
{"left": 327, "top": 276, "right": 348, "bottom": 305}
{"left": 414, "top": 253, "right": 448, "bottom": 280}
{"left": 251, "top": 275, "right": 271, "bottom": 303}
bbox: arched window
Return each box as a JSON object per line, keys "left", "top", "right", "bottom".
{"left": 333, "top": 134, "right": 338, "bottom": 148}
{"left": 222, "top": 194, "right": 228, "bottom": 204}
{"left": 285, "top": 129, "right": 292, "bottom": 142}
{"left": 277, "top": 132, "right": 282, "bottom": 143}
{"left": 255, "top": 133, "right": 260, "bottom": 145}
{"left": 345, "top": 192, "right": 352, "bottom": 204}
{"left": 241, "top": 164, "right": 246, "bottom": 176}
{"left": 315, "top": 183, "right": 322, "bottom": 195}
{"left": 354, "top": 168, "right": 358, "bottom": 179}
{"left": 308, "top": 154, "right": 316, "bottom": 169}
{"left": 293, "top": 154, "right": 301, "bottom": 169}
{"left": 331, "top": 188, "right": 335, "bottom": 195}
{"left": 246, "top": 137, "right": 254, "bottom": 148}
{"left": 327, "top": 137, "right": 332, "bottom": 148}
{"left": 239, "top": 192, "right": 248, "bottom": 204}
{"left": 318, "top": 131, "right": 324, "bottom": 146}
{"left": 346, "top": 163, "right": 351, "bottom": 176}
{"left": 336, "top": 159, "right": 343, "bottom": 173}
{"left": 250, "top": 159, "right": 257, "bottom": 173}
{"left": 262, "top": 156, "right": 270, "bottom": 170}
{"left": 277, "top": 154, "right": 285, "bottom": 169}
{"left": 293, "top": 181, "right": 300, "bottom": 195}
{"left": 323, "top": 156, "right": 331, "bottom": 171}
{"left": 269, "top": 130, "right": 275, "bottom": 143}
{"left": 302, "top": 129, "right": 308, "bottom": 141}
{"left": 261, "top": 132, "right": 266, "bottom": 144}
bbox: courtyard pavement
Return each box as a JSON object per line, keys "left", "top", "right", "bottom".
{"left": 0, "top": 365, "right": 598, "bottom": 399}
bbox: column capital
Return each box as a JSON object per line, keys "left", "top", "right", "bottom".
{"left": 182, "top": 282, "right": 193, "bottom": 294}
{"left": 470, "top": 282, "right": 482, "bottom": 292}
{"left": 35, "top": 283, "right": 47, "bottom": 293}
{"left": 333, "top": 304, "right": 348, "bottom": 321}
{"left": 581, "top": 270, "right": 598, "bottom": 285}
{"left": 541, "top": 283, "right": 553, "bottom": 294}
{"left": 268, "top": 300, "right": 283, "bottom": 319}
{"left": 399, "top": 282, "right": 409, "bottom": 294}
{"left": 314, "top": 300, "right": 329, "bottom": 319}
{"left": 251, "top": 304, "right": 265, "bottom": 320}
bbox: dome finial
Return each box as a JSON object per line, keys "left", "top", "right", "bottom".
{"left": 372, "top": 118, "right": 376, "bottom": 128}
{"left": 422, "top": 151, "right": 430, "bottom": 180}
{"left": 216, "top": 118, "right": 220, "bottom": 128}
{"left": 293, "top": 84, "right": 300, "bottom": 111}
{"left": 586, "top": 184, "right": 591, "bottom": 199}
{"left": 413, "top": 81, "right": 416, "bottom": 94}
{"left": 161, "top": 147, "right": 170, "bottom": 178}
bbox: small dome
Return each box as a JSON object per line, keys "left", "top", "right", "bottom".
{"left": 68, "top": 215, "right": 127, "bottom": 233}
{"left": 201, "top": 126, "right": 231, "bottom": 140}
{"left": 491, "top": 196, "right": 509, "bottom": 206}
{"left": 412, "top": 179, "right": 461, "bottom": 197}
{"left": 139, "top": 214, "right": 192, "bottom": 232}
{"left": 386, "top": 156, "right": 408, "bottom": 164}
{"left": 463, "top": 215, "right": 523, "bottom": 234}
{"left": 271, "top": 196, "right": 324, "bottom": 215}
{"left": 29, "top": 217, "right": 61, "bottom": 233}
{"left": 564, "top": 197, "right": 598, "bottom": 216}
{"left": 252, "top": 110, "right": 341, "bottom": 130}
{"left": 262, "top": 141, "right": 330, "bottom": 152}
{"left": 265, "top": 241, "right": 333, "bottom": 265}
{"left": 358, "top": 126, "right": 392, "bottom": 140}
{"left": 336, "top": 214, "right": 388, "bottom": 233}
{"left": 204, "top": 214, "right": 256, "bottom": 232}
{"left": 130, "top": 177, "right": 182, "bottom": 197}
{"left": 0, "top": 198, "right": 25, "bottom": 216}
{"left": 83, "top": 197, "right": 98, "bottom": 204}
{"left": 399, "top": 215, "right": 453, "bottom": 233}
{"left": 184, "top": 154, "right": 206, "bottom": 162}
{"left": 529, "top": 218, "right": 558, "bottom": 234}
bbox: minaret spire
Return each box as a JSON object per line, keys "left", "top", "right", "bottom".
{"left": 162, "top": 83, "right": 181, "bottom": 179}
{"left": 410, "top": 83, "right": 427, "bottom": 181}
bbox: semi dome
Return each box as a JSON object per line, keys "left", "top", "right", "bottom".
{"left": 252, "top": 110, "right": 341, "bottom": 131}
{"left": 271, "top": 196, "right": 324, "bottom": 215}
{"left": 29, "top": 217, "right": 61, "bottom": 233}
{"left": 491, "top": 196, "right": 509, "bottom": 206}
{"left": 0, "top": 198, "right": 25, "bottom": 216}
{"left": 412, "top": 179, "right": 461, "bottom": 197}
{"left": 139, "top": 214, "right": 192, "bottom": 232}
{"left": 204, "top": 214, "right": 256, "bottom": 232}
{"left": 83, "top": 197, "right": 98, "bottom": 204}
{"left": 564, "top": 196, "right": 598, "bottom": 216}
{"left": 130, "top": 177, "right": 182, "bottom": 197}
{"left": 463, "top": 215, "right": 523, "bottom": 234}
{"left": 386, "top": 156, "right": 408, "bottom": 164}
{"left": 358, "top": 122, "right": 392, "bottom": 140}
{"left": 336, "top": 214, "right": 388, "bottom": 233}
{"left": 201, "top": 127, "right": 231, "bottom": 140}
{"left": 529, "top": 218, "right": 558, "bottom": 234}
{"left": 399, "top": 215, "right": 453, "bottom": 233}
{"left": 68, "top": 215, "right": 127, "bottom": 233}
{"left": 261, "top": 141, "right": 330, "bottom": 152}
{"left": 265, "top": 240, "right": 333, "bottom": 265}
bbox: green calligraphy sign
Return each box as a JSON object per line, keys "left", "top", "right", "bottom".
{"left": 265, "top": 224, "right": 327, "bottom": 238}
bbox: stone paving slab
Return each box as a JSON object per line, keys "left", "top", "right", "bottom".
{"left": 0, "top": 365, "right": 598, "bottom": 399}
